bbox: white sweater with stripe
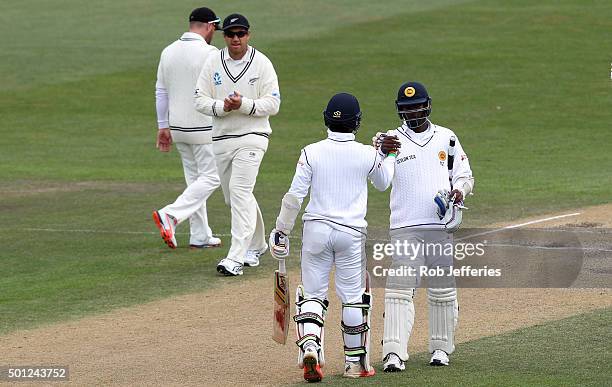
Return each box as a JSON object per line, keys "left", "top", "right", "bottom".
{"left": 194, "top": 46, "right": 280, "bottom": 154}
{"left": 156, "top": 32, "right": 218, "bottom": 144}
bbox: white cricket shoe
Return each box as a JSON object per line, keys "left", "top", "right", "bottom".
{"left": 383, "top": 352, "right": 406, "bottom": 372}
{"left": 430, "top": 350, "right": 450, "bottom": 366}
{"left": 244, "top": 245, "right": 267, "bottom": 267}
{"left": 216, "top": 258, "right": 243, "bottom": 276}
{"left": 302, "top": 345, "right": 323, "bottom": 382}
{"left": 152, "top": 210, "right": 177, "bottom": 249}
{"left": 190, "top": 236, "right": 222, "bottom": 249}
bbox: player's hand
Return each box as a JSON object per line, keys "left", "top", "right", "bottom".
{"left": 372, "top": 132, "right": 385, "bottom": 149}
{"left": 449, "top": 189, "right": 464, "bottom": 204}
{"left": 224, "top": 91, "right": 242, "bottom": 111}
{"left": 230, "top": 91, "right": 243, "bottom": 109}
{"left": 269, "top": 229, "right": 289, "bottom": 259}
{"left": 156, "top": 128, "right": 172, "bottom": 152}
{"left": 380, "top": 135, "right": 401, "bottom": 156}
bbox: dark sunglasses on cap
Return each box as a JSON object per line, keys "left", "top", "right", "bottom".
{"left": 224, "top": 30, "right": 248, "bottom": 38}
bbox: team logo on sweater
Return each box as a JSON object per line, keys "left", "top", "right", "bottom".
{"left": 438, "top": 150, "right": 447, "bottom": 166}
{"left": 213, "top": 72, "right": 222, "bottom": 86}
{"left": 248, "top": 77, "right": 259, "bottom": 85}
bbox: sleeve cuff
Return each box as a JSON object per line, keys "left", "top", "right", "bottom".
{"left": 238, "top": 97, "right": 256, "bottom": 115}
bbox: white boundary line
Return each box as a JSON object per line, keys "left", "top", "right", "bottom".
{"left": 7, "top": 212, "right": 612, "bottom": 253}
{"left": 503, "top": 212, "right": 582, "bottom": 229}
{"left": 455, "top": 212, "right": 582, "bottom": 241}
{"left": 8, "top": 211, "right": 589, "bottom": 243}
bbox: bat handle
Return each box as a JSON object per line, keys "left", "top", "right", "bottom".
{"left": 278, "top": 259, "right": 286, "bottom": 274}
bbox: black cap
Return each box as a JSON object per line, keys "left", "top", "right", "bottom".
{"left": 396, "top": 81, "right": 430, "bottom": 106}
{"left": 222, "top": 13, "right": 250, "bottom": 31}
{"left": 189, "top": 7, "right": 221, "bottom": 30}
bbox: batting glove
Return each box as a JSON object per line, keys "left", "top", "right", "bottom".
{"left": 441, "top": 196, "right": 469, "bottom": 233}
{"left": 269, "top": 229, "right": 290, "bottom": 259}
{"left": 372, "top": 132, "right": 385, "bottom": 149}
{"left": 434, "top": 189, "right": 450, "bottom": 220}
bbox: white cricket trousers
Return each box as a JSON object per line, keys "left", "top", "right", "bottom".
{"left": 161, "top": 143, "right": 220, "bottom": 245}
{"left": 215, "top": 146, "right": 267, "bottom": 264}
{"left": 301, "top": 221, "right": 367, "bottom": 353}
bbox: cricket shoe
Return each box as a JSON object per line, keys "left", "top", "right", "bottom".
{"left": 430, "top": 350, "right": 450, "bottom": 366}
{"left": 244, "top": 245, "right": 267, "bottom": 267}
{"left": 189, "top": 236, "right": 222, "bottom": 249}
{"left": 343, "top": 361, "right": 375, "bottom": 378}
{"left": 216, "top": 258, "right": 243, "bottom": 276}
{"left": 152, "top": 210, "right": 177, "bottom": 249}
{"left": 302, "top": 346, "right": 323, "bottom": 382}
{"left": 383, "top": 353, "right": 405, "bottom": 372}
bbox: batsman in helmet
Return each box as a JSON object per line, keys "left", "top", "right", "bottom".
{"left": 372, "top": 81, "right": 475, "bottom": 371}
{"left": 269, "top": 93, "right": 399, "bottom": 381}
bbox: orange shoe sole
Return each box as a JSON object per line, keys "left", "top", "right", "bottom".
{"left": 303, "top": 356, "right": 323, "bottom": 383}
{"left": 152, "top": 211, "right": 176, "bottom": 249}
{"left": 360, "top": 368, "right": 376, "bottom": 378}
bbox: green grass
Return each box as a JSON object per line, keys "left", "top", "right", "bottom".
{"left": 321, "top": 308, "right": 612, "bottom": 386}
{"left": 1, "top": 0, "right": 611, "bottom": 333}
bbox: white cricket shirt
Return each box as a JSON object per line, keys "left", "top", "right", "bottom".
{"left": 194, "top": 45, "right": 280, "bottom": 154}
{"left": 384, "top": 123, "right": 474, "bottom": 230}
{"left": 285, "top": 130, "right": 394, "bottom": 236}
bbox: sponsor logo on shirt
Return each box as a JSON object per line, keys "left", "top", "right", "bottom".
{"left": 213, "top": 72, "right": 222, "bottom": 86}
{"left": 397, "top": 154, "right": 416, "bottom": 164}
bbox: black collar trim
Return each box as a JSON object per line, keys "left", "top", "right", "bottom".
{"left": 221, "top": 48, "right": 256, "bottom": 83}
{"left": 397, "top": 127, "right": 435, "bottom": 148}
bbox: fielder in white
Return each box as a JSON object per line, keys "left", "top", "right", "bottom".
{"left": 195, "top": 13, "right": 280, "bottom": 275}
{"left": 152, "top": 7, "right": 222, "bottom": 250}
{"left": 373, "top": 81, "right": 475, "bottom": 371}
{"left": 269, "top": 93, "right": 400, "bottom": 382}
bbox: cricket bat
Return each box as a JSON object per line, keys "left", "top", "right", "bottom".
{"left": 272, "top": 258, "right": 290, "bottom": 344}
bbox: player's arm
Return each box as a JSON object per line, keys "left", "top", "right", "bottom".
{"left": 276, "top": 149, "right": 312, "bottom": 235}
{"left": 194, "top": 57, "right": 230, "bottom": 117}
{"left": 450, "top": 137, "right": 474, "bottom": 202}
{"left": 270, "top": 149, "right": 312, "bottom": 258}
{"left": 237, "top": 58, "right": 281, "bottom": 117}
{"left": 369, "top": 133, "right": 400, "bottom": 190}
{"left": 368, "top": 150, "right": 396, "bottom": 191}
{"left": 155, "top": 59, "right": 172, "bottom": 152}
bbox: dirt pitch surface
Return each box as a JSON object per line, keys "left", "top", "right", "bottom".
{"left": 1, "top": 205, "right": 611, "bottom": 386}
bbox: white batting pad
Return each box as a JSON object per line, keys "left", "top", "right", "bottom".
{"left": 427, "top": 287, "right": 458, "bottom": 354}
{"left": 382, "top": 288, "right": 415, "bottom": 361}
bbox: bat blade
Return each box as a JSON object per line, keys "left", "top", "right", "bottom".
{"left": 272, "top": 259, "right": 290, "bottom": 344}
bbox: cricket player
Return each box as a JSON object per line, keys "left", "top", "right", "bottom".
{"left": 373, "top": 81, "right": 474, "bottom": 371}
{"left": 269, "top": 93, "right": 400, "bottom": 381}
{"left": 152, "top": 7, "right": 222, "bottom": 250}
{"left": 194, "top": 13, "right": 280, "bottom": 275}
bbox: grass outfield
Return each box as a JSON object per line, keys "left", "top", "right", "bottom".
{"left": 322, "top": 308, "right": 612, "bottom": 386}
{"left": 1, "top": 0, "right": 611, "bottom": 333}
